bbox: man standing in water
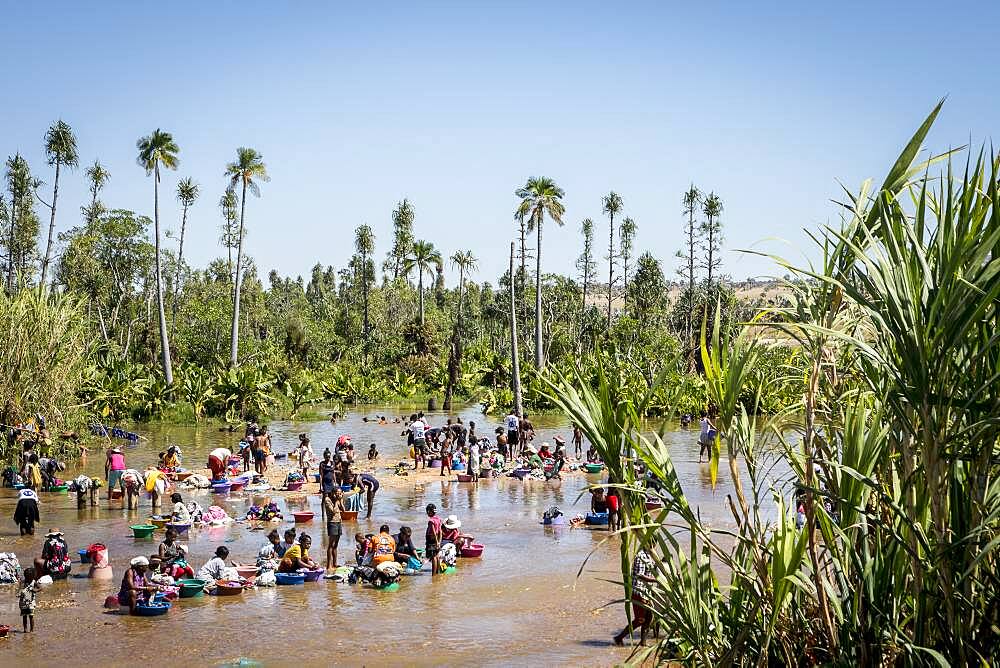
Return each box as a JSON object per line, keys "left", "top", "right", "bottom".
{"left": 519, "top": 412, "right": 535, "bottom": 458}
{"left": 504, "top": 409, "right": 520, "bottom": 458}
{"left": 409, "top": 414, "right": 427, "bottom": 470}
{"left": 254, "top": 427, "right": 271, "bottom": 475}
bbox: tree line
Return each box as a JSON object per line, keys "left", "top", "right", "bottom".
{"left": 2, "top": 120, "right": 788, "bottom": 430}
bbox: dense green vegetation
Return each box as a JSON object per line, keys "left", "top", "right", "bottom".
{"left": 2, "top": 121, "right": 792, "bottom": 436}
{"left": 555, "top": 103, "right": 1000, "bottom": 665}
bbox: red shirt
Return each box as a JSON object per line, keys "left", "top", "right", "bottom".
{"left": 425, "top": 516, "right": 442, "bottom": 543}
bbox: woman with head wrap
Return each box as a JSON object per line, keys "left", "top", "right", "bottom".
{"left": 13, "top": 489, "right": 40, "bottom": 535}
{"left": 118, "top": 556, "right": 160, "bottom": 615}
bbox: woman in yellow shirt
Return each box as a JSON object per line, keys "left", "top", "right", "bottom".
{"left": 278, "top": 534, "right": 318, "bottom": 572}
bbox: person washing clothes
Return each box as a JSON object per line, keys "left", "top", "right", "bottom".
{"left": 14, "top": 488, "right": 40, "bottom": 535}
{"left": 207, "top": 447, "right": 232, "bottom": 480}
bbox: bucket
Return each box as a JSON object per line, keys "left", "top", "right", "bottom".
{"left": 87, "top": 543, "right": 109, "bottom": 568}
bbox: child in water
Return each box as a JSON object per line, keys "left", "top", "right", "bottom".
{"left": 355, "top": 533, "right": 373, "bottom": 566}
{"left": 368, "top": 443, "right": 379, "bottom": 461}
{"left": 19, "top": 567, "right": 40, "bottom": 633}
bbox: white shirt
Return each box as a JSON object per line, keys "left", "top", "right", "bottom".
{"left": 504, "top": 414, "right": 519, "bottom": 431}
{"left": 410, "top": 419, "right": 426, "bottom": 440}
{"left": 211, "top": 448, "right": 232, "bottom": 461}
{"left": 198, "top": 556, "right": 227, "bottom": 581}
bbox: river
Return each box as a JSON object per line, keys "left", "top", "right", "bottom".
{"left": 0, "top": 404, "right": 770, "bottom": 666}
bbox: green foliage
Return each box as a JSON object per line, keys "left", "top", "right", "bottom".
{"left": 542, "top": 102, "right": 1000, "bottom": 666}
{"left": 0, "top": 288, "right": 91, "bottom": 436}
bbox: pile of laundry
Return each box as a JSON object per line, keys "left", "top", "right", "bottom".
{"left": 0, "top": 552, "right": 22, "bottom": 584}
{"left": 348, "top": 561, "right": 402, "bottom": 588}
{"left": 179, "top": 473, "right": 211, "bottom": 489}
{"left": 70, "top": 475, "right": 103, "bottom": 492}
{"left": 245, "top": 502, "right": 282, "bottom": 522}
{"left": 195, "top": 505, "right": 233, "bottom": 526}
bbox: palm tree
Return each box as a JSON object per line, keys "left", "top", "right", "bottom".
{"left": 508, "top": 242, "right": 523, "bottom": 414}
{"left": 218, "top": 191, "right": 239, "bottom": 285}
{"left": 84, "top": 160, "right": 111, "bottom": 224}
{"left": 354, "top": 224, "right": 375, "bottom": 352}
{"left": 619, "top": 216, "right": 636, "bottom": 311}
{"left": 516, "top": 176, "right": 565, "bottom": 368}
{"left": 402, "top": 239, "right": 442, "bottom": 325}
{"left": 225, "top": 147, "right": 269, "bottom": 367}
{"left": 678, "top": 184, "right": 701, "bottom": 367}
{"left": 444, "top": 250, "right": 478, "bottom": 410}
{"left": 40, "top": 120, "right": 79, "bottom": 287}
{"left": 602, "top": 191, "right": 624, "bottom": 330}
{"left": 576, "top": 218, "right": 596, "bottom": 349}
{"left": 450, "top": 250, "right": 478, "bottom": 324}
{"left": 515, "top": 210, "right": 530, "bottom": 337}
{"left": 4, "top": 154, "right": 31, "bottom": 293}
{"left": 136, "top": 130, "right": 180, "bottom": 385}
{"left": 701, "top": 192, "right": 724, "bottom": 288}
{"left": 386, "top": 199, "right": 414, "bottom": 280}
{"left": 172, "top": 177, "right": 200, "bottom": 331}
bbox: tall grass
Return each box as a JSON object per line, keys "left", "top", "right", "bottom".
{"left": 0, "top": 288, "right": 91, "bottom": 457}
{"left": 545, "top": 103, "right": 1000, "bottom": 665}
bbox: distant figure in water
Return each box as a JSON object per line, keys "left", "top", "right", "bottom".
{"left": 698, "top": 411, "right": 718, "bottom": 463}
{"left": 368, "top": 443, "right": 379, "bottom": 461}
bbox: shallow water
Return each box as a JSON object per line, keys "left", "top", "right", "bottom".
{"left": 0, "top": 405, "right": 789, "bottom": 666}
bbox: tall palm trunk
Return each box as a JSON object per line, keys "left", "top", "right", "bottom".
{"left": 706, "top": 213, "right": 716, "bottom": 288}
{"left": 458, "top": 266, "right": 466, "bottom": 327}
{"left": 230, "top": 180, "right": 248, "bottom": 367}
{"left": 607, "top": 211, "right": 615, "bottom": 330}
{"left": 443, "top": 265, "right": 466, "bottom": 411}
{"left": 362, "top": 253, "right": 370, "bottom": 362}
{"left": 417, "top": 267, "right": 425, "bottom": 325}
{"left": 534, "top": 212, "right": 544, "bottom": 368}
{"left": 153, "top": 164, "right": 174, "bottom": 385}
{"left": 509, "top": 242, "right": 522, "bottom": 414}
{"left": 40, "top": 159, "right": 60, "bottom": 288}
{"left": 580, "top": 262, "right": 589, "bottom": 355}
{"left": 518, "top": 213, "right": 528, "bottom": 345}
{"left": 172, "top": 200, "right": 190, "bottom": 334}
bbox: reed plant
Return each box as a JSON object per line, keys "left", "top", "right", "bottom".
{"left": 545, "top": 102, "right": 1000, "bottom": 665}
{"left": 0, "top": 288, "right": 91, "bottom": 456}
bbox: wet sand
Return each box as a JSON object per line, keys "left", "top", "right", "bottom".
{"left": 0, "top": 405, "right": 758, "bottom": 667}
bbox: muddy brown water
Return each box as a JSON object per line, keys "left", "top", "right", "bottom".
{"left": 0, "top": 405, "right": 767, "bottom": 667}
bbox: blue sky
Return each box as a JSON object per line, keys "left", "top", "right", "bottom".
{"left": 2, "top": 1, "right": 997, "bottom": 286}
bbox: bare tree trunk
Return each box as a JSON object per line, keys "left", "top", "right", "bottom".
{"left": 172, "top": 200, "right": 189, "bottom": 334}
{"left": 509, "top": 242, "right": 522, "bottom": 414}
{"left": 153, "top": 164, "right": 174, "bottom": 385}
{"left": 230, "top": 181, "right": 248, "bottom": 367}
{"left": 95, "top": 299, "right": 110, "bottom": 344}
{"left": 40, "top": 160, "right": 60, "bottom": 289}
